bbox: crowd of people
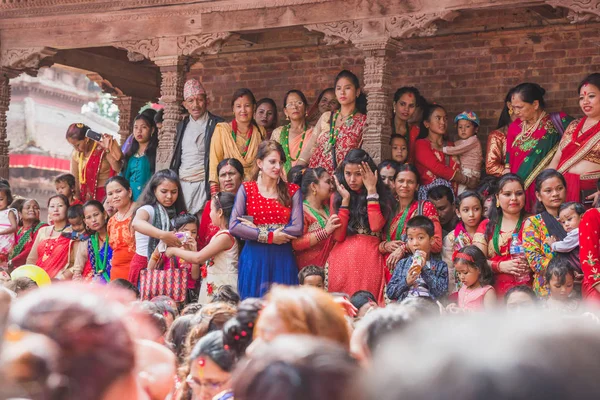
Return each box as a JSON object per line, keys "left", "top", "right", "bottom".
{"left": 1, "top": 69, "right": 600, "bottom": 399}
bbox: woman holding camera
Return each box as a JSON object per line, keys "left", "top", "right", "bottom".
{"left": 66, "top": 123, "right": 123, "bottom": 202}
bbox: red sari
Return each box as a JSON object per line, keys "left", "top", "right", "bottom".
{"left": 308, "top": 112, "right": 367, "bottom": 175}
{"left": 36, "top": 235, "right": 72, "bottom": 278}
{"left": 579, "top": 208, "right": 600, "bottom": 302}
{"left": 76, "top": 143, "right": 114, "bottom": 202}
{"left": 414, "top": 139, "right": 459, "bottom": 195}
{"left": 556, "top": 118, "right": 600, "bottom": 203}
{"left": 474, "top": 219, "right": 529, "bottom": 298}
{"left": 197, "top": 199, "right": 220, "bottom": 250}
{"left": 326, "top": 202, "right": 386, "bottom": 304}
{"left": 9, "top": 222, "right": 47, "bottom": 269}
{"left": 292, "top": 202, "right": 335, "bottom": 270}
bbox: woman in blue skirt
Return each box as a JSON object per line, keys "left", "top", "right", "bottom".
{"left": 229, "top": 140, "right": 303, "bottom": 298}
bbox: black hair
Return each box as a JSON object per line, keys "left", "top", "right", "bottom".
{"left": 123, "top": 113, "right": 158, "bottom": 175}
{"left": 67, "top": 204, "right": 84, "bottom": 220}
{"left": 166, "top": 314, "right": 199, "bottom": 366}
{"left": 190, "top": 330, "right": 237, "bottom": 372}
{"left": 298, "top": 265, "right": 325, "bottom": 285}
{"left": 427, "top": 184, "right": 455, "bottom": 204}
{"left": 497, "top": 87, "right": 516, "bottom": 129}
{"left": 5, "top": 276, "right": 38, "bottom": 294}
{"left": 148, "top": 312, "right": 168, "bottom": 337}
{"left": 418, "top": 103, "right": 447, "bottom": 139}
{"left": 350, "top": 290, "right": 377, "bottom": 310}
{"left": 256, "top": 97, "right": 278, "bottom": 119}
{"left": 378, "top": 160, "right": 400, "bottom": 175}
{"left": 334, "top": 149, "right": 393, "bottom": 234}
{"left": 232, "top": 88, "right": 256, "bottom": 108}
{"left": 533, "top": 169, "right": 566, "bottom": 214}
{"left": 578, "top": 73, "right": 600, "bottom": 94}
{"left": 108, "top": 278, "right": 140, "bottom": 299}
{"left": 292, "top": 167, "right": 329, "bottom": 198}
{"left": 217, "top": 157, "right": 244, "bottom": 178}
{"left": 334, "top": 70, "right": 367, "bottom": 114}
{"left": 456, "top": 190, "right": 483, "bottom": 208}
{"left": 138, "top": 169, "right": 187, "bottom": 214}
{"left": 477, "top": 176, "right": 498, "bottom": 199}
{"left": 47, "top": 194, "right": 70, "bottom": 208}
{"left": 287, "top": 165, "right": 305, "bottom": 186}
{"left": 151, "top": 297, "right": 178, "bottom": 320}
{"left": 213, "top": 192, "right": 236, "bottom": 222}
{"left": 365, "top": 306, "right": 416, "bottom": 353}
{"left": 211, "top": 285, "right": 241, "bottom": 306}
{"left": 106, "top": 175, "right": 132, "bottom": 193}
{"left": 0, "top": 185, "right": 14, "bottom": 206}
{"left": 181, "top": 302, "right": 203, "bottom": 316}
{"left": 454, "top": 245, "right": 494, "bottom": 286}
{"left": 54, "top": 173, "right": 76, "bottom": 189}
{"left": 283, "top": 90, "right": 309, "bottom": 110}
{"left": 512, "top": 82, "right": 546, "bottom": 109}
{"left": 393, "top": 86, "right": 425, "bottom": 106}
{"left": 154, "top": 108, "right": 164, "bottom": 125}
{"left": 393, "top": 163, "right": 421, "bottom": 186}
{"left": 545, "top": 257, "right": 575, "bottom": 288}
{"left": 504, "top": 285, "right": 537, "bottom": 304}
{"left": 559, "top": 201, "right": 585, "bottom": 217}
{"left": 0, "top": 178, "right": 9, "bottom": 187}
{"left": 406, "top": 215, "right": 434, "bottom": 237}
{"left": 223, "top": 298, "right": 264, "bottom": 358}
{"left": 140, "top": 107, "right": 157, "bottom": 120}
{"left": 485, "top": 174, "right": 526, "bottom": 240}
{"left": 389, "top": 134, "right": 408, "bottom": 146}
{"left": 82, "top": 199, "right": 105, "bottom": 215}
{"left": 171, "top": 213, "right": 199, "bottom": 231}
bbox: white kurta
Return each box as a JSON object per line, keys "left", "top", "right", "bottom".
{"left": 179, "top": 113, "right": 209, "bottom": 215}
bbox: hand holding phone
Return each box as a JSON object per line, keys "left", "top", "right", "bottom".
{"left": 85, "top": 129, "right": 103, "bottom": 142}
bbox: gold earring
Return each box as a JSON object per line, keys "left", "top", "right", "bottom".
{"left": 312, "top": 190, "right": 317, "bottom": 196}
{"left": 286, "top": 115, "right": 290, "bottom": 121}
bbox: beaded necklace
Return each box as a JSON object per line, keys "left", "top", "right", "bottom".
{"left": 328, "top": 109, "right": 357, "bottom": 149}
{"left": 231, "top": 120, "right": 253, "bottom": 157}
{"left": 387, "top": 201, "right": 414, "bottom": 241}
{"left": 281, "top": 123, "right": 307, "bottom": 172}
{"left": 492, "top": 214, "right": 523, "bottom": 256}
{"left": 91, "top": 232, "right": 110, "bottom": 282}
{"left": 303, "top": 200, "right": 330, "bottom": 228}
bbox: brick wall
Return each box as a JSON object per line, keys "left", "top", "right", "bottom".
{"left": 187, "top": 19, "right": 600, "bottom": 144}
{"left": 187, "top": 45, "right": 364, "bottom": 125}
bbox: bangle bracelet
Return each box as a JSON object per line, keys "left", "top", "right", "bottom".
{"left": 366, "top": 194, "right": 379, "bottom": 201}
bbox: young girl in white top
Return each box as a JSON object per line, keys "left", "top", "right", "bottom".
{"left": 167, "top": 192, "right": 239, "bottom": 304}
{"left": 131, "top": 169, "right": 187, "bottom": 285}
{"left": 0, "top": 185, "right": 18, "bottom": 267}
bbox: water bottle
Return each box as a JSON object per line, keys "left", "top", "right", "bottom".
{"left": 509, "top": 233, "right": 530, "bottom": 284}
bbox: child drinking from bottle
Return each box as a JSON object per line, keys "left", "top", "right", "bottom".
{"left": 387, "top": 215, "right": 448, "bottom": 301}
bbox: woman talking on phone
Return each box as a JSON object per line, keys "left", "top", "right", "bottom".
{"left": 66, "top": 123, "right": 123, "bottom": 202}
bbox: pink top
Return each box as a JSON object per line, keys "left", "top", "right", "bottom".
{"left": 443, "top": 136, "right": 482, "bottom": 173}
{"left": 458, "top": 284, "right": 493, "bottom": 311}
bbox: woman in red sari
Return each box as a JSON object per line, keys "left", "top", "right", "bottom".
{"left": 506, "top": 83, "right": 573, "bottom": 211}
{"left": 66, "top": 123, "right": 122, "bottom": 202}
{"left": 26, "top": 195, "right": 74, "bottom": 279}
{"left": 486, "top": 88, "right": 517, "bottom": 177}
{"left": 579, "top": 206, "right": 600, "bottom": 302}
{"left": 473, "top": 174, "right": 530, "bottom": 298}
{"left": 414, "top": 104, "right": 470, "bottom": 199}
{"left": 326, "top": 149, "right": 394, "bottom": 304}
{"left": 299, "top": 70, "right": 367, "bottom": 175}
{"left": 291, "top": 167, "right": 341, "bottom": 270}
{"left": 391, "top": 87, "right": 424, "bottom": 164}
{"left": 379, "top": 164, "right": 442, "bottom": 277}
{"left": 8, "top": 199, "right": 47, "bottom": 271}
{"left": 548, "top": 73, "right": 600, "bottom": 205}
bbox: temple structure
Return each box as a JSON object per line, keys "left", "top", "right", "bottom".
{"left": 1, "top": 0, "right": 599, "bottom": 177}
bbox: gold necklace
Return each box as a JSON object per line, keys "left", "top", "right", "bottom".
{"left": 518, "top": 111, "right": 546, "bottom": 144}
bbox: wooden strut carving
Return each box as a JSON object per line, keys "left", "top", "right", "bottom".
{"left": 114, "top": 39, "right": 160, "bottom": 62}
{"left": 0, "top": 74, "right": 11, "bottom": 179}
{"left": 177, "top": 32, "right": 233, "bottom": 56}
{"left": 545, "top": 0, "right": 600, "bottom": 22}
{"left": 0, "top": 47, "right": 57, "bottom": 71}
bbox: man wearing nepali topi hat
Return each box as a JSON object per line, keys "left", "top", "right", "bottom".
{"left": 170, "top": 78, "right": 224, "bottom": 215}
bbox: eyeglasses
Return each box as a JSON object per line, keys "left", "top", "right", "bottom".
{"left": 186, "top": 374, "right": 229, "bottom": 392}
{"left": 285, "top": 101, "right": 304, "bottom": 109}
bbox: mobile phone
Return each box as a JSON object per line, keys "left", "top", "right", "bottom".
{"left": 241, "top": 215, "right": 254, "bottom": 223}
{"left": 85, "top": 129, "right": 103, "bottom": 142}
{"left": 175, "top": 231, "right": 190, "bottom": 243}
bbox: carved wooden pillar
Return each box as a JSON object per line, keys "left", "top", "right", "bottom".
{"left": 355, "top": 39, "right": 399, "bottom": 163}
{"left": 154, "top": 56, "right": 188, "bottom": 171}
{"left": 0, "top": 71, "right": 13, "bottom": 179}
{"left": 113, "top": 95, "right": 147, "bottom": 145}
